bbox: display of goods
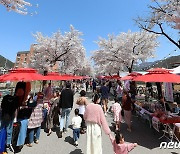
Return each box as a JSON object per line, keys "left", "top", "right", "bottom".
{"left": 135, "top": 102, "right": 142, "bottom": 106}
{"left": 152, "top": 111, "right": 165, "bottom": 118}
{"left": 159, "top": 115, "right": 167, "bottom": 121}
{"left": 166, "top": 117, "right": 180, "bottom": 123}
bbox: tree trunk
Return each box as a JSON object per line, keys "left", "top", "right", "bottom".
{"left": 42, "top": 70, "right": 48, "bottom": 92}
{"left": 128, "top": 67, "right": 132, "bottom": 73}
{"left": 156, "top": 82, "right": 163, "bottom": 100}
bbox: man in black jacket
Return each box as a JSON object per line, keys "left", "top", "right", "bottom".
{"left": 58, "top": 82, "right": 74, "bottom": 138}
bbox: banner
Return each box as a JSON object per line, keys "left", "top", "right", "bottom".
{"left": 164, "top": 82, "right": 174, "bottom": 102}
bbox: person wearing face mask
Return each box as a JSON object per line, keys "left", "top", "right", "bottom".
{"left": 84, "top": 93, "right": 111, "bottom": 154}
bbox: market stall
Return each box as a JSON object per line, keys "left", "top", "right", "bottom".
{"left": 133, "top": 68, "right": 180, "bottom": 141}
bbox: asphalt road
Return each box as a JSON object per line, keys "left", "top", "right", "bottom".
{"left": 6, "top": 91, "right": 180, "bottom": 154}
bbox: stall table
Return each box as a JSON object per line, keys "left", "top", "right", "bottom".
{"left": 134, "top": 103, "right": 153, "bottom": 128}
{"left": 158, "top": 116, "right": 180, "bottom": 142}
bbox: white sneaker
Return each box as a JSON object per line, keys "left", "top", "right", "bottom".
{"left": 74, "top": 141, "right": 78, "bottom": 146}
{"left": 64, "top": 129, "right": 68, "bottom": 134}
{"left": 121, "top": 120, "right": 125, "bottom": 123}
{"left": 105, "top": 113, "right": 107, "bottom": 117}
{"left": 6, "top": 144, "right": 14, "bottom": 153}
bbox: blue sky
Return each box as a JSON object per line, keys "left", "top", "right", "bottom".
{"left": 0, "top": 0, "right": 179, "bottom": 63}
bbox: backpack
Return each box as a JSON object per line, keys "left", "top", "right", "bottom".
{"left": 1, "top": 95, "right": 19, "bottom": 120}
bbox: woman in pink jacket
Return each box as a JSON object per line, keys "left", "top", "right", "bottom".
{"left": 109, "top": 131, "right": 137, "bottom": 154}
{"left": 84, "top": 93, "right": 111, "bottom": 154}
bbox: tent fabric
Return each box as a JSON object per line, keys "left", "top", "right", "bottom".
{"left": 0, "top": 68, "right": 45, "bottom": 82}
{"left": 133, "top": 68, "right": 180, "bottom": 83}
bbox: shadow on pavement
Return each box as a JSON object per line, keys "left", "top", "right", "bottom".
{"left": 69, "top": 149, "right": 84, "bottom": 154}
{"left": 85, "top": 91, "right": 93, "bottom": 99}
{"left": 64, "top": 136, "right": 74, "bottom": 145}
{"left": 119, "top": 115, "right": 164, "bottom": 150}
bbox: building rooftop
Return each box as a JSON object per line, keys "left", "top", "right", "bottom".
{"left": 17, "top": 51, "right": 30, "bottom": 54}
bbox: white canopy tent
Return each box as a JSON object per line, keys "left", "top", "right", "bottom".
{"left": 171, "top": 66, "right": 180, "bottom": 74}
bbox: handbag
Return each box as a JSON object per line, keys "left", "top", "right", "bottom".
{"left": 17, "top": 108, "right": 33, "bottom": 119}
{"left": 27, "top": 100, "right": 37, "bottom": 108}
{"left": 0, "top": 127, "right": 6, "bottom": 152}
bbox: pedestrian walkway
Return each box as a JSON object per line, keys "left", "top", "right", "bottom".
{"left": 12, "top": 92, "right": 179, "bottom": 154}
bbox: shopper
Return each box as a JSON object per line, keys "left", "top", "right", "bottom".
{"left": 122, "top": 90, "right": 133, "bottom": 132}
{"left": 100, "top": 82, "right": 109, "bottom": 116}
{"left": 26, "top": 92, "right": 44, "bottom": 147}
{"left": 76, "top": 90, "right": 88, "bottom": 134}
{"left": 84, "top": 94, "right": 111, "bottom": 154}
{"left": 46, "top": 91, "right": 60, "bottom": 136}
{"left": 71, "top": 108, "right": 82, "bottom": 146}
{"left": 59, "top": 82, "right": 74, "bottom": 138}
{"left": 109, "top": 131, "right": 137, "bottom": 154}
{"left": 111, "top": 98, "right": 122, "bottom": 131}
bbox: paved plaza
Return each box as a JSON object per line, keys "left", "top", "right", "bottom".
{"left": 7, "top": 92, "right": 180, "bottom": 154}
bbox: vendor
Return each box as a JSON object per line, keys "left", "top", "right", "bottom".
{"left": 159, "top": 97, "right": 172, "bottom": 112}
{"left": 172, "top": 102, "right": 180, "bottom": 115}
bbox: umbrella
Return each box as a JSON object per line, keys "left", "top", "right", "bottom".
{"left": 121, "top": 72, "right": 142, "bottom": 81}
{"left": 133, "top": 68, "right": 180, "bottom": 83}
{"left": 0, "top": 68, "right": 46, "bottom": 82}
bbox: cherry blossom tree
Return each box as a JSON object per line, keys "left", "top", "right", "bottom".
{"left": 135, "top": 0, "right": 180, "bottom": 49}
{"left": 92, "top": 31, "right": 159, "bottom": 74}
{"left": 75, "top": 58, "right": 93, "bottom": 76}
{"left": 0, "top": 0, "right": 32, "bottom": 14}
{"left": 29, "top": 25, "right": 87, "bottom": 75}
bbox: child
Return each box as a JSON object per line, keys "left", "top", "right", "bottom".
{"left": 71, "top": 108, "right": 82, "bottom": 146}
{"left": 111, "top": 98, "right": 122, "bottom": 131}
{"left": 109, "top": 131, "right": 137, "bottom": 154}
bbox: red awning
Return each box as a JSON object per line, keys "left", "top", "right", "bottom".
{"left": 133, "top": 68, "right": 180, "bottom": 83}
{"left": 121, "top": 72, "right": 142, "bottom": 81}
{"left": 0, "top": 68, "right": 45, "bottom": 82}
{"left": 104, "top": 75, "right": 121, "bottom": 80}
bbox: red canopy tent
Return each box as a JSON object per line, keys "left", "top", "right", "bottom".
{"left": 60, "top": 74, "right": 83, "bottom": 80}
{"left": 121, "top": 72, "right": 142, "bottom": 81}
{"left": 104, "top": 75, "right": 121, "bottom": 80}
{"left": 133, "top": 68, "right": 180, "bottom": 83}
{"left": 0, "top": 68, "right": 46, "bottom": 82}
{"left": 103, "top": 75, "right": 112, "bottom": 79}
{"left": 43, "top": 72, "right": 68, "bottom": 81}
{"left": 97, "top": 76, "right": 105, "bottom": 79}
{"left": 82, "top": 76, "right": 91, "bottom": 79}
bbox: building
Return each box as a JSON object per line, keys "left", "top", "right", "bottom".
{"left": 14, "top": 44, "right": 59, "bottom": 72}
{"left": 14, "top": 44, "right": 36, "bottom": 68}
{"left": 14, "top": 51, "right": 30, "bottom": 68}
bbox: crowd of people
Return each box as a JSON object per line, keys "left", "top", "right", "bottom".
{"left": 0, "top": 79, "right": 140, "bottom": 154}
